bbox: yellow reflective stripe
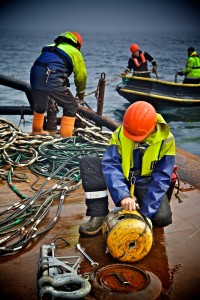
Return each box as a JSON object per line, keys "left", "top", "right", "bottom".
{"left": 78, "top": 90, "right": 85, "bottom": 94}
{"left": 119, "top": 88, "right": 200, "bottom": 103}
{"left": 162, "top": 136, "right": 174, "bottom": 146}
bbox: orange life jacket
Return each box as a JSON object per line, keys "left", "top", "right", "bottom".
{"left": 132, "top": 52, "right": 146, "bottom": 67}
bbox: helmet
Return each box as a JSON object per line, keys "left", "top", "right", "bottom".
{"left": 123, "top": 101, "right": 157, "bottom": 141}
{"left": 130, "top": 43, "right": 139, "bottom": 52}
{"left": 72, "top": 32, "right": 82, "bottom": 48}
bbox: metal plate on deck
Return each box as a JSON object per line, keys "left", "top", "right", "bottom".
{"left": 96, "top": 264, "right": 149, "bottom": 292}
{"left": 92, "top": 264, "right": 162, "bottom": 300}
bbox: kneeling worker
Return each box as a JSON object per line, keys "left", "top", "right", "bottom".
{"left": 79, "top": 101, "right": 176, "bottom": 237}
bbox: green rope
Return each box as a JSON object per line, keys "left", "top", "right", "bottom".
{"left": 0, "top": 118, "right": 111, "bottom": 255}
{"left": 7, "top": 167, "right": 28, "bottom": 199}
{"left": 30, "top": 136, "right": 107, "bottom": 179}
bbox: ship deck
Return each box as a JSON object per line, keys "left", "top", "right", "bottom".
{"left": 0, "top": 162, "right": 200, "bottom": 300}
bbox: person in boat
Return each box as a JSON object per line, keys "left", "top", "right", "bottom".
{"left": 121, "top": 44, "right": 157, "bottom": 78}
{"left": 79, "top": 101, "right": 176, "bottom": 237}
{"left": 177, "top": 47, "right": 200, "bottom": 84}
{"left": 30, "top": 31, "right": 87, "bottom": 136}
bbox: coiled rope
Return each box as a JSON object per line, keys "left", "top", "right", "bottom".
{"left": 0, "top": 118, "right": 57, "bottom": 168}
{"left": 0, "top": 116, "right": 111, "bottom": 255}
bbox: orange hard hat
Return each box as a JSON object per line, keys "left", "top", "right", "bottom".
{"left": 123, "top": 101, "right": 157, "bottom": 141}
{"left": 130, "top": 43, "right": 139, "bottom": 52}
{"left": 72, "top": 32, "right": 82, "bottom": 48}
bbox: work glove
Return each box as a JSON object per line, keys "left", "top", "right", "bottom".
{"left": 121, "top": 71, "right": 128, "bottom": 76}
{"left": 121, "top": 68, "right": 131, "bottom": 76}
{"left": 75, "top": 96, "right": 85, "bottom": 106}
{"left": 177, "top": 71, "right": 183, "bottom": 76}
{"left": 152, "top": 66, "right": 157, "bottom": 73}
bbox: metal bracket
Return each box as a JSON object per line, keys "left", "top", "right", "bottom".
{"left": 37, "top": 242, "right": 91, "bottom": 299}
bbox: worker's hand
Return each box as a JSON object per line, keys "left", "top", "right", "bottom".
{"left": 121, "top": 71, "right": 126, "bottom": 76}
{"left": 177, "top": 71, "right": 183, "bottom": 76}
{"left": 152, "top": 66, "right": 157, "bottom": 73}
{"left": 120, "top": 197, "right": 139, "bottom": 211}
{"left": 75, "top": 96, "right": 85, "bottom": 105}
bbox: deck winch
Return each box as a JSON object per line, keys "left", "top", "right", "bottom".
{"left": 37, "top": 242, "right": 91, "bottom": 299}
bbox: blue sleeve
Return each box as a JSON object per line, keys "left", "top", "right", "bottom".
{"left": 139, "top": 154, "right": 175, "bottom": 219}
{"left": 102, "top": 145, "right": 131, "bottom": 205}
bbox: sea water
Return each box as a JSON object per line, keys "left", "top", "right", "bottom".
{"left": 0, "top": 29, "right": 200, "bottom": 156}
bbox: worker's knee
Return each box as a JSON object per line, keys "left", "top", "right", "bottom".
{"left": 79, "top": 156, "right": 106, "bottom": 191}
{"left": 152, "top": 195, "right": 172, "bottom": 227}
{"left": 79, "top": 156, "right": 109, "bottom": 217}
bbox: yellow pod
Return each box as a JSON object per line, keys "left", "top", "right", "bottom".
{"left": 102, "top": 209, "right": 153, "bottom": 262}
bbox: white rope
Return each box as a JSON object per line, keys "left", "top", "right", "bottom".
{"left": 0, "top": 118, "right": 55, "bottom": 167}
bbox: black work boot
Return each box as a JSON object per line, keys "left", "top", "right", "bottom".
{"left": 79, "top": 216, "right": 106, "bottom": 237}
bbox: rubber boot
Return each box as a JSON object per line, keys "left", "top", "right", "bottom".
{"left": 60, "top": 116, "right": 76, "bottom": 138}
{"left": 32, "top": 112, "right": 49, "bottom": 135}
{"left": 79, "top": 216, "right": 106, "bottom": 237}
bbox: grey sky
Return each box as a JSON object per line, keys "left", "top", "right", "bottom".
{"left": 0, "top": 0, "right": 199, "bottom": 32}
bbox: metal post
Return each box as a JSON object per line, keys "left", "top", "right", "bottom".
{"left": 96, "top": 73, "right": 106, "bottom": 116}
{"left": 45, "top": 99, "right": 59, "bottom": 131}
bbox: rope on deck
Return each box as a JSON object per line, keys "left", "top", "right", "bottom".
{"left": 0, "top": 116, "right": 111, "bottom": 255}
{"left": 0, "top": 115, "right": 111, "bottom": 168}
{"left": 0, "top": 118, "right": 56, "bottom": 168}
{"left": 0, "top": 159, "right": 78, "bottom": 255}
